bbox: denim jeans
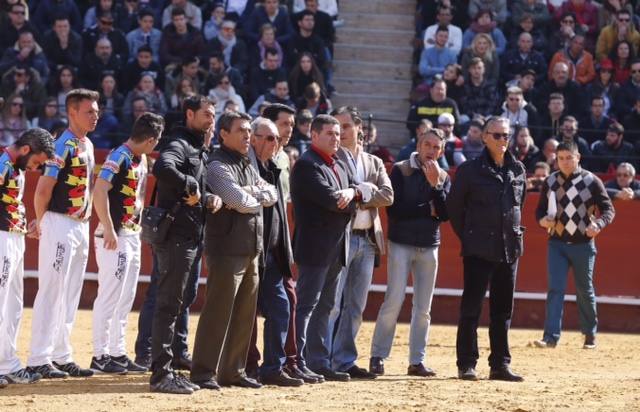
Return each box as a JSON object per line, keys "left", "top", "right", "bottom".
{"left": 135, "top": 245, "right": 201, "bottom": 362}
{"left": 295, "top": 258, "right": 343, "bottom": 370}
{"left": 543, "top": 239, "right": 598, "bottom": 343}
{"left": 328, "top": 233, "right": 376, "bottom": 371}
{"left": 370, "top": 241, "right": 438, "bottom": 365}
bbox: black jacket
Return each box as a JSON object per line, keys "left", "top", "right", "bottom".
{"left": 152, "top": 126, "right": 210, "bottom": 241}
{"left": 82, "top": 27, "right": 129, "bottom": 63}
{"left": 447, "top": 149, "right": 527, "bottom": 263}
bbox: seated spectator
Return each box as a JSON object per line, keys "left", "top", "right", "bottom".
{"left": 585, "top": 59, "right": 619, "bottom": 117}
{"left": 290, "top": 108, "right": 312, "bottom": 153}
{"left": 122, "top": 45, "right": 165, "bottom": 92}
{"left": 599, "top": 0, "right": 635, "bottom": 28}
{"left": 610, "top": 40, "right": 634, "bottom": 85}
{"left": 460, "top": 57, "right": 497, "bottom": 120}
{"left": 419, "top": 25, "right": 458, "bottom": 83}
{"left": 0, "top": 64, "right": 47, "bottom": 119}
{"left": 161, "top": 0, "right": 202, "bottom": 29}
{"left": 438, "top": 112, "right": 465, "bottom": 166}
{"left": 591, "top": 122, "right": 638, "bottom": 172}
{"left": 505, "top": 68, "right": 538, "bottom": 106}
{"left": 123, "top": 73, "right": 167, "bottom": 118}
{"left": 538, "top": 93, "right": 567, "bottom": 145}
{"left": 250, "top": 23, "right": 284, "bottom": 70}
{"left": 159, "top": 7, "right": 206, "bottom": 67}
{"left": 295, "top": 81, "right": 331, "bottom": 115}
{"left": 116, "top": 0, "right": 143, "bottom": 33}
{"left": 288, "top": 52, "right": 325, "bottom": 101}
{"left": 554, "top": 0, "right": 599, "bottom": 47}
{"left": 462, "top": 10, "right": 507, "bottom": 55}
{"left": 548, "top": 33, "right": 595, "bottom": 86}
{"left": 442, "top": 63, "right": 465, "bottom": 103}
{"left": 556, "top": 115, "right": 592, "bottom": 164}
{"left": 0, "top": 29, "right": 50, "bottom": 84}
{"left": 203, "top": 3, "right": 225, "bottom": 41}
{"left": 204, "top": 53, "right": 244, "bottom": 99}
{"left": 207, "top": 73, "right": 246, "bottom": 116}
{"left": 468, "top": 0, "right": 508, "bottom": 25}
{"left": 614, "top": 59, "right": 640, "bottom": 119}
{"left": 423, "top": 5, "right": 463, "bottom": 57}
{"left": 511, "top": 0, "right": 552, "bottom": 32}
{"left": 461, "top": 117, "right": 485, "bottom": 161}
{"left": 98, "top": 73, "right": 124, "bottom": 119}
{"left": 364, "top": 121, "right": 395, "bottom": 165}
{"left": 245, "top": 0, "right": 294, "bottom": 46}
{"left": 288, "top": 10, "right": 328, "bottom": 72}
{"left": 47, "top": 64, "right": 76, "bottom": 116}
{"left": 84, "top": 0, "right": 122, "bottom": 30}
{"left": 207, "top": 19, "right": 249, "bottom": 77}
{"left": 533, "top": 138, "right": 560, "bottom": 170}
{"left": 579, "top": 95, "right": 614, "bottom": 146}
{"left": 248, "top": 79, "right": 294, "bottom": 117}
{"left": 500, "top": 86, "right": 540, "bottom": 141}
{"left": 248, "top": 47, "right": 287, "bottom": 104}
{"left": 294, "top": 0, "right": 336, "bottom": 54}
{"left": 292, "top": 0, "right": 338, "bottom": 17}
{"left": 605, "top": 162, "right": 640, "bottom": 200}
{"left": 622, "top": 95, "right": 640, "bottom": 148}
{"left": 119, "top": 95, "right": 149, "bottom": 136}
{"left": 508, "top": 13, "right": 547, "bottom": 55}
{"left": 460, "top": 32, "right": 499, "bottom": 85}
{"left": 511, "top": 125, "right": 540, "bottom": 171}
{"left": 0, "top": 93, "right": 30, "bottom": 147}
{"left": 595, "top": 9, "right": 640, "bottom": 61}
{"left": 536, "top": 62, "right": 585, "bottom": 118}
{"left": 284, "top": 145, "right": 300, "bottom": 169}
{"left": 125, "top": 8, "right": 162, "bottom": 63}
{"left": 501, "top": 32, "right": 546, "bottom": 84}
{"left": 92, "top": 103, "right": 122, "bottom": 148}
{"left": 526, "top": 161, "right": 551, "bottom": 192}
{"left": 406, "top": 77, "right": 460, "bottom": 137}
{"left": 32, "top": 0, "right": 82, "bottom": 34}
{"left": 169, "top": 77, "right": 195, "bottom": 110}
{"left": 0, "top": 2, "right": 40, "bottom": 51}
{"left": 83, "top": 10, "right": 129, "bottom": 64}
{"left": 31, "top": 96, "right": 67, "bottom": 132}
{"left": 41, "top": 14, "right": 83, "bottom": 74}
{"left": 80, "top": 37, "right": 123, "bottom": 90}
{"left": 547, "top": 11, "right": 580, "bottom": 59}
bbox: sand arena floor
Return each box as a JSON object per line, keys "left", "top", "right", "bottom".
{"left": 1, "top": 309, "right": 639, "bottom": 411}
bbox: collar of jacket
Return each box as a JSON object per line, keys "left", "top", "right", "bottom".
{"left": 480, "top": 147, "right": 519, "bottom": 182}
{"left": 171, "top": 125, "right": 205, "bottom": 150}
{"left": 220, "top": 143, "right": 251, "bottom": 166}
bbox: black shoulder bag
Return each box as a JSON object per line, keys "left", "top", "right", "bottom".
{"left": 140, "top": 181, "right": 182, "bottom": 245}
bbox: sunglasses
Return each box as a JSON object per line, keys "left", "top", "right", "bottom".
{"left": 254, "top": 133, "right": 279, "bottom": 142}
{"left": 14, "top": 71, "right": 26, "bottom": 77}
{"left": 12, "top": 102, "right": 24, "bottom": 107}
{"left": 618, "top": 18, "right": 630, "bottom": 22}
{"left": 100, "top": 20, "right": 114, "bottom": 25}
{"left": 617, "top": 173, "right": 632, "bottom": 177}
{"left": 632, "top": 69, "right": 640, "bottom": 73}
{"left": 487, "top": 132, "right": 510, "bottom": 140}
{"left": 561, "top": 19, "right": 574, "bottom": 24}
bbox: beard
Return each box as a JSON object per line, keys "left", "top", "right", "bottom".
{"left": 15, "top": 153, "right": 32, "bottom": 171}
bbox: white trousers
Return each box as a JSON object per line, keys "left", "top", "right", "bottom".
{"left": 28, "top": 212, "right": 89, "bottom": 366}
{"left": 0, "top": 231, "right": 25, "bottom": 374}
{"left": 92, "top": 234, "right": 141, "bottom": 358}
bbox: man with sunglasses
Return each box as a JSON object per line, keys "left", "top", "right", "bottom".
{"left": 605, "top": 162, "right": 640, "bottom": 200}
{"left": 82, "top": 10, "right": 129, "bottom": 63}
{"left": 0, "top": 3, "right": 40, "bottom": 50}
{"left": 447, "top": 116, "right": 527, "bottom": 382}
{"left": 595, "top": 9, "right": 640, "bottom": 62}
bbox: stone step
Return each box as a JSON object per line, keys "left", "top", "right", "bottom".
{"left": 341, "top": 12, "right": 416, "bottom": 31}
{"left": 332, "top": 77, "right": 412, "bottom": 95}
{"left": 336, "top": 27, "right": 415, "bottom": 48}
{"left": 333, "top": 59, "right": 413, "bottom": 80}
{"left": 340, "top": 0, "right": 416, "bottom": 16}
{"left": 332, "top": 92, "right": 410, "bottom": 116}
{"left": 334, "top": 43, "right": 414, "bottom": 63}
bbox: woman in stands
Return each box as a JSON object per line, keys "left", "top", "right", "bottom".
{"left": 98, "top": 73, "right": 125, "bottom": 119}
{"left": 170, "top": 77, "right": 195, "bottom": 111}
{"left": 48, "top": 65, "right": 77, "bottom": 116}
{"left": 122, "top": 74, "right": 167, "bottom": 118}
{"left": 288, "top": 52, "right": 326, "bottom": 101}
{"left": 250, "top": 23, "right": 285, "bottom": 70}
{"left": 584, "top": 59, "right": 620, "bottom": 117}
{"left": 31, "top": 96, "right": 66, "bottom": 132}
{"left": 460, "top": 33, "right": 499, "bottom": 85}
{"left": 207, "top": 73, "right": 245, "bottom": 116}
{"left": 0, "top": 93, "right": 29, "bottom": 147}
{"left": 610, "top": 40, "right": 635, "bottom": 85}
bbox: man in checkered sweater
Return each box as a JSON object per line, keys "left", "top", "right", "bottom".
{"left": 534, "top": 141, "right": 615, "bottom": 350}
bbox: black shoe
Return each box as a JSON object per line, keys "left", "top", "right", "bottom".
{"left": 150, "top": 374, "right": 193, "bottom": 395}
{"left": 111, "top": 355, "right": 148, "bottom": 374}
{"left": 283, "top": 365, "right": 319, "bottom": 384}
{"left": 312, "top": 367, "right": 350, "bottom": 382}
{"left": 298, "top": 366, "right": 326, "bottom": 383}
{"left": 174, "top": 373, "right": 200, "bottom": 391}
{"left": 261, "top": 371, "right": 304, "bottom": 387}
{"left": 489, "top": 367, "right": 524, "bottom": 382}
{"left": 369, "top": 357, "right": 385, "bottom": 375}
{"left": 192, "top": 378, "right": 220, "bottom": 390}
{"left": 2, "top": 368, "right": 42, "bottom": 384}
{"left": 134, "top": 354, "right": 152, "bottom": 369}
{"left": 28, "top": 364, "right": 68, "bottom": 379}
{"left": 245, "top": 367, "right": 259, "bottom": 381}
{"left": 345, "top": 365, "right": 377, "bottom": 380}
{"left": 458, "top": 367, "right": 478, "bottom": 381}
{"left": 230, "top": 376, "right": 262, "bottom": 389}
{"left": 53, "top": 361, "right": 94, "bottom": 377}
{"left": 90, "top": 356, "right": 128, "bottom": 375}
{"left": 407, "top": 363, "right": 436, "bottom": 377}
{"left": 583, "top": 334, "right": 597, "bottom": 349}
{"left": 172, "top": 355, "right": 192, "bottom": 371}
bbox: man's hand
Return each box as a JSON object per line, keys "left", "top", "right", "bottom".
{"left": 615, "top": 188, "right": 634, "bottom": 201}
{"left": 335, "top": 188, "right": 355, "bottom": 209}
{"left": 539, "top": 216, "right": 555, "bottom": 229}
{"left": 103, "top": 228, "right": 118, "bottom": 250}
{"left": 27, "top": 219, "right": 41, "bottom": 239}
{"left": 183, "top": 187, "right": 201, "bottom": 206}
{"left": 421, "top": 159, "right": 442, "bottom": 187}
{"left": 206, "top": 194, "right": 223, "bottom": 213}
{"left": 586, "top": 221, "right": 601, "bottom": 238}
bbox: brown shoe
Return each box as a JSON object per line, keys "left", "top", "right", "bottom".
{"left": 261, "top": 371, "right": 304, "bottom": 387}
{"left": 407, "top": 363, "right": 436, "bottom": 377}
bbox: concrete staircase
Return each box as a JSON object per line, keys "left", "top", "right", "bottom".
{"left": 332, "top": 0, "right": 416, "bottom": 151}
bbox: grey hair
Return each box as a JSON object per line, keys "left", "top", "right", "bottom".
{"left": 483, "top": 116, "right": 510, "bottom": 132}
{"left": 618, "top": 162, "right": 636, "bottom": 176}
{"left": 251, "top": 116, "right": 279, "bottom": 137}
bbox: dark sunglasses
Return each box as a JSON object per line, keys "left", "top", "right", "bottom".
{"left": 100, "top": 19, "right": 114, "bottom": 25}
{"left": 632, "top": 69, "right": 640, "bottom": 73}
{"left": 254, "top": 133, "right": 279, "bottom": 142}
{"left": 617, "top": 173, "right": 632, "bottom": 177}
{"left": 618, "top": 18, "right": 630, "bottom": 22}
{"left": 561, "top": 19, "right": 574, "bottom": 23}
{"left": 488, "top": 132, "right": 510, "bottom": 140}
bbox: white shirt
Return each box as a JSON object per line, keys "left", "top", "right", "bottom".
{"left": 352, "top": 153, "right": 373, "bottom": 230}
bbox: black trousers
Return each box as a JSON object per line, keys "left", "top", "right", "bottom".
{"left": 456, "top": 256, "right": 518, "bottom": 370}
{"left": 150, "top": 235, "right": 200, "bottom": 384}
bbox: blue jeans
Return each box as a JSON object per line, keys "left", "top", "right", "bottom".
{"left": 135, "top": 246, "right": 201, "bottom": 360}
{"left": 371, "top": 241, "right": 438, "bottom": 365}
{"left": 295, "top": 258, "right": 343, "bottom": 370}
{"left": 328, "top": 232, "right": 376, "bottom": 371}
{"left": 258, "top": 253, "right": 291, "bottom": 376}
{"left": 543, "top": 239, "right": 598, "bottom": 343}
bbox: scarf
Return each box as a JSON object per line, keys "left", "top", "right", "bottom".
{"left": 258, "top": 40, "right": 283, "bottom": 67}
{"left": 217, "top": 33, "right": 237, "bottom": 67}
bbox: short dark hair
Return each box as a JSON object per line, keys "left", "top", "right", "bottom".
{"left": 608, "top": 122, "right": 624, "bottom": 134}
{"left": 130, "top": 112, "right": 165, "bottom": 142}
{"left": 549, "top": 93, "right": 565, "bottom": 103}
{"left": 310, "top": 114, "right": 339, "bottom": 134}
{"left": 53, "top": 13, "right": 69, "bottom": 24}
{"left": 66, "top": 88, "right": 99, "bottom": 111}
{"left": 265, "top": 47, "right": 279, "bottom": 57}
{"left": 330, "top": 106, "right": 362, "bottom": 125}
{"left": 14, "top": 128, "right": 55, "bottom": 158}
{"left": 137, "top": 45, "right": 153, "bottom": 55}
{"left": 534, "top": 162, "right": 551, "bottom": 174}
{"left": 425, "top": 127, "right": 445, "bottom": 141}
{"left": 218, "top": 111, "right": 251, "bottom": 133}
{"left": 171, "top": 7, "right": 186, "bottom": 18}
{"left": 436, "top": 24, "right": 449, "bottom": 34}
{"left": 561, "top": 115, "right": 578, "bottom": 125}
{"left": 182, "top": 94, "right": 215, "bottom": 121}
{"left": 557, "top": 141, "right": 579, "bottom": 154}
{"left": 262, "top": 103, "right": 295, "bottom": 122}
{"left": 299, "top": 10, "right": 314, "bottom": 20}
{"left": 138, "top": 8, "right": 155, "bottom": 20}
{"left": 591, "top": 95, "right": 605, "bottom": 105}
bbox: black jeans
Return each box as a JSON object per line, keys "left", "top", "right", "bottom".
{"left": 150, "top": 235, "right": 200, "bottom": 384}
{"left": 456, "top": 256, "right": 518, "bottom": 370}
{"left": 135, "top": 247, "right": 201, "bottom": 361}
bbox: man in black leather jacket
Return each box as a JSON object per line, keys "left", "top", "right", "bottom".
{"left": 149, "top": 94, "right": 222, "bottom": 394}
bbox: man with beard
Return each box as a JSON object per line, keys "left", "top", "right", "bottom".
{"left": 591, "top": 123, "right": 638, "bottom": 173}
{"left": 0, "top": 128, "right": 54, "bottom": 386}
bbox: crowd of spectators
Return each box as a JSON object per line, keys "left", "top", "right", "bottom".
{"left": 0, "top": 0, "right": 338, "bottom": 150}
{"left": 408, "top": 0, "right": 640, "bottom": 174}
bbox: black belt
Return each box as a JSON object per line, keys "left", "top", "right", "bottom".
{"left": 352, "top": 229, "right": 371, "bottom": 237}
